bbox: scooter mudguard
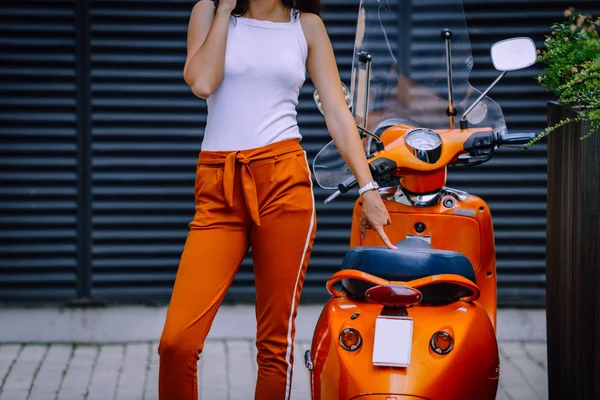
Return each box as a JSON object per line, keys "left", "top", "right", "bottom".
{"left": 309, "top": 296, "right": 499, "bottom": 400}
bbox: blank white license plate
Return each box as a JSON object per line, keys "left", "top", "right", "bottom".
{"left": 372, "top": 316, "right": 413, "bottom": 367}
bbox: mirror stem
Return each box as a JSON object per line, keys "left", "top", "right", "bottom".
{"left": 357, "top": 125, "right": 382, "bottom": 143}
{"left": 442, "top": 29, "right": 456, "bottom": 129}
{"left": 462, "top": 71, "right": 507, "bottom": 122}
{"left": 357, "top": 125, "right": 385, "bottom": 152}
{"left": 357, "top": 52, "right": 373, "bottom": 131}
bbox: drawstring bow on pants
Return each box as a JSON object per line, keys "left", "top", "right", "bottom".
{"left": 223, "top": 151, "right": 261, "bottom": 226}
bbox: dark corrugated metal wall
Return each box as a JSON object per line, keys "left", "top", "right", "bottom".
{"left": 89, "top": 1, "right": 204, "bottom": 302}
{"left": 2, "top": 0, "right": 599, "bottom": 305}
{"left": 0, "top": 1, "right": 82, "bottom": 302}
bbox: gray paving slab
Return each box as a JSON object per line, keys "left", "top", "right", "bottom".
{"left": 0, "top": 345, "right": 22, "bottom": 393}
{"left": 86, "top": 344, "right": 124, "bottom": 400}
{"left": 523, "top": 342, "right": 547, "bottom": 370}
{"left": 57, "top": 346, "right": 97, "bottom": 400}
{"left": 28, "top": 344, "right": 72, "bottom": 400}
{"left": 199, "top": 340, "right": 227, "bottom": 400}
{"left": 499, "top": 342, "right": 543, "bottom": 400}
{"left": 0, "top": 340, "right": 548, "bottom": 400}
{"left": 496, "top": 379, "right": 512, "bottom": 400}
{"left": 143, "top": 343, "right": 159, "bottom": 400}
{"left": 0, "top": 345, "right": 47, "bottom": 400}
{"left": 502, "top": 342, "right": 548, "bottom": 400}
{"left": 250, "top": 341, "right": 258, "bottom": 376}
{"left": 114, "top": 344, "right": 149, "bottom": 400}
{"left": 226, "top": 340, "right": 255, "bottom": 400}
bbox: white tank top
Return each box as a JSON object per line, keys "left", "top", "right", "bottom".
{"left": 201, "top": 10, "right": 308, "bottom": 151}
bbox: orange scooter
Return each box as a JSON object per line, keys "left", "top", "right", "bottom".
{"left": 305, "top": 0, "right": 539, "bottom": 398}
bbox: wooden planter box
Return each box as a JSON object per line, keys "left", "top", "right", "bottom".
{"left": 545, "top": 101, "right": 600, "bottom": 400}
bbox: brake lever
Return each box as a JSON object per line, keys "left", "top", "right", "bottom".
{"left": 450, "top": 154, "right": 492, "bottom": 167}
{"left": 325, "top": 190, "right": 342, "bottom": 204}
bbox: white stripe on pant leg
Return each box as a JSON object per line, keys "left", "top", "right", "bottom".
{"left": 284, "top": 152, "right": 315, "bottom": 400}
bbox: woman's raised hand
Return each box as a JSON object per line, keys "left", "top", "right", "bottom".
{"left": 217, "top": 0, "right": 237, "bottom": 13}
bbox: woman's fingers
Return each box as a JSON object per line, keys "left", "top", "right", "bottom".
{"left": 360, "top": 194, "right": 396, "bottom": 248}
{"left": 360, "top": 216, "right": 369, "bottom": 240}
{"left": 373, "top": 224, "right": 397, "bottom": 249}
{"left": 361, "top": 213, "right": 397, "bottom": 249}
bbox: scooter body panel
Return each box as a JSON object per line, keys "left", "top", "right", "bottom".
{"left": 307, "top": 193, "right": 499, "bottom": 399}
{"left": 349, "top": 194, "right": 497, "bottom": 329}
{"left": 309, "top": 297, "right": 499, "bottom": 400}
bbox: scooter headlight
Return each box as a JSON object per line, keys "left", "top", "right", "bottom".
{"left": 430, "top": 331, "right": 454, "bottom": 355}
{"left": 339, "top": 328, "right": 362, "bottom": 352}
{"left": 404, "top": 128, "right": 442, "bottom": 164}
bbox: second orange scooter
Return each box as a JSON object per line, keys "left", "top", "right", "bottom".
{"left": 306, "top": 0, "right": 539, "bottom": 398}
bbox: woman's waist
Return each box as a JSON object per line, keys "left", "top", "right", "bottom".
{"left": 207, "top": 94, "right": 300, "bottom": 121}
{"left": 198, "top": 137, "right": 303, "bottom": 165}
{"left": 201, "top": 117, "right": 302, "bottom": 152}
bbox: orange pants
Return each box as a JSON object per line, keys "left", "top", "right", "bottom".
{"left": 158, "top": 139, "right": 316, "bottom": 400}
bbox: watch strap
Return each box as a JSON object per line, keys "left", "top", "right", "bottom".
{"left": 358, "top": 181, "right": 379, "bottom": 196}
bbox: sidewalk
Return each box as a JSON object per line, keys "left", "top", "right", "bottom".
{"left": 0, "top": 306, "right": 548, "bottom": 400}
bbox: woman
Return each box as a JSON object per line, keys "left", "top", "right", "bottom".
{"left": 158, "top": 0, "right": 395, "bottom": 398}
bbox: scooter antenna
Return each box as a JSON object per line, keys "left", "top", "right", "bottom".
{"left": 442, "top": 29, "right": 457, "bottom": 129}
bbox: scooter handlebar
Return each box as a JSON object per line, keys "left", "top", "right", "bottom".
{"left": 323, "top": 177, "right": 357, "bottom": 204}
{"left": 324, "top": 190, "right": 342, "bottom": 204}
{"left": 338, "top": 176, "right": 358, "bottom": 193}
{"left": 497, "top": 132, "right": 537, "bottom": 147}
{"left": 326, "top": 270, "right": 480, "bottom": 303}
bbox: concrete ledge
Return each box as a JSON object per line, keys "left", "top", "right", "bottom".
{"left": 0, "top": 305, "right": 546, "bottom": 343}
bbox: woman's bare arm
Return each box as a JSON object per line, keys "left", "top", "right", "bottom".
{"left": 301, "top": 13, "right": 396, "bottom": 249}
{"left": 184, "top": 0, "right": 236, "bottom": 98}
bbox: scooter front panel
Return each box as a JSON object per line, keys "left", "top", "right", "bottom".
{"left": 358, "top": 213, "right": 482, "bottom": 270}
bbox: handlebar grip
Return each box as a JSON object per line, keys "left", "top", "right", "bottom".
{"left": 338, "top": 176, "right": 358, "bottom": 193}
{"left": 497, "top": 132, "right": 537, "bottom": 146}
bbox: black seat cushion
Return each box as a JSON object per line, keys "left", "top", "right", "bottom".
{"left": 341, "top": 238, "right": 476, "bottom": 305}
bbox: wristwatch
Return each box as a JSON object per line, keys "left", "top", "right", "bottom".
{"left": 358, "top": 181, "right": 380, "bottom": 196}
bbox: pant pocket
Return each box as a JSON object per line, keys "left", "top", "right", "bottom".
{"left": 293, "top": 152, "right": 311, "bottom": 181}
{"left": 194, "top": 166, "right": 222, "bottom": 204}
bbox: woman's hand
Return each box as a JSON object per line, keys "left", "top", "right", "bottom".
{"left": 360, "top": 191, "right": 397, "bottom": 249}
{"left": 217, "top": 0, "right": 236, "bottom": 13}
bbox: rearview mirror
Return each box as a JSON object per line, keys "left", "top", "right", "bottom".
{"left": 491, "top": 37, "right": 537, "bottom": 71}
{"left": 313, "top": 82, "right": 352, "bottom": 115}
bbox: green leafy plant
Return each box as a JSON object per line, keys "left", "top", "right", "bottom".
{"left": 528, "top": 8, "right": 600, "bottom": 145}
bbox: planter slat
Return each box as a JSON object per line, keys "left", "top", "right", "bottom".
{"left": 545, "top": 101, "right": 600, "bottom": 400}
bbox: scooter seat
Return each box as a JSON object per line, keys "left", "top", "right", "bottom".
{"left": 341, "top": 238, "right": 476, "bottom": 305}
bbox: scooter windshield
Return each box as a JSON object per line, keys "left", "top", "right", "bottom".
{"left": 313, "top": 0, "right": 508, "bottom": 190}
